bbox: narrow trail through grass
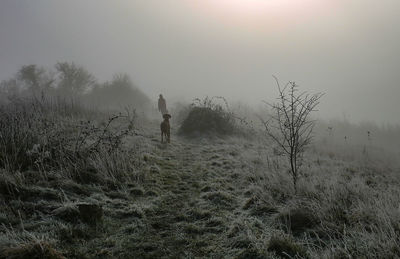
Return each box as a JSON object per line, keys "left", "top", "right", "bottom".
{"left": 118, "top": 124, "right": 257, "bottom": 258}
{"left": 3, "top": 119, "right": 398, "bottom": 258}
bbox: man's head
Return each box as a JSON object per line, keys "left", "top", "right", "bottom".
{"left": 159, "top": 94, "right": 163, "bottom": 99}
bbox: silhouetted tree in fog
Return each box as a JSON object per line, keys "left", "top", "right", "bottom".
{"left": 55, "top": 62, "right": 95, "bottom": 97}
{"left": 17, "top": 64, "right": 54, "bottom": 96}
{"left": 18, "top": 65, "right": 43, "bottom": 91}
{"left": 0, "top": 62, "right": 151, "bottom": 111}
{"left": 0, "top": 79, "right": 20, "bottom": 102}
{"left": 88, "top": 73, "right": 150, "bottom": 109}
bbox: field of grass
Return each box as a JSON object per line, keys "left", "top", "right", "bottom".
{"left": 0, "top": 97, "right": 399, "bottom": 258}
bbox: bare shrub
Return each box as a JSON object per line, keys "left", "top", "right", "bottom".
{"left": 0, "top": 96, "right": 139, "bottom": 184}
{"left": 262, "top": 77, "right": 323, "bottom": 192}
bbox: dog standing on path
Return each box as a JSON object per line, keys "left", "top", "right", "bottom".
{"left": 160, "top": 114, "right": 171, "bottom": 143}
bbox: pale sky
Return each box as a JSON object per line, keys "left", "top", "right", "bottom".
{"left": 1, "top": 0, "right": 399, "bottom": 124}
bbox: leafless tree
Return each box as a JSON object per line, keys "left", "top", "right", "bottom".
{"left": 262, "top": 76, "right": 323, "bottom": 192}
{"left": 17, "top": 64, "right": 54, "bottom": 97}
{"left": 55, "top": 62, "right": 95, "bottom": 97}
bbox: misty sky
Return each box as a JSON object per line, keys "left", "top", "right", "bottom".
{"left": 1, "top": 0, "right": 399, "bottom": 124}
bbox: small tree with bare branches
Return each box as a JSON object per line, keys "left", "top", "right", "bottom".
{"left": 262, "top": 77, "right": 323, "bottom": 192}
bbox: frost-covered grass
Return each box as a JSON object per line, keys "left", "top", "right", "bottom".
{"left": 0, "top": 98, "right": 399, "bottom": 258}
{"left": 244, "top": 137, "right": 400, "bottom": 258}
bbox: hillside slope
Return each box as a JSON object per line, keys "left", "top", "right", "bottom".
{"left": 1, "top": 119, "right": 399, "bottom": 258}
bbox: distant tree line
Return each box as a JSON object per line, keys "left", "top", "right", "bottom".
{"left": 0, "top": 62, "right": 150, "bottom": 110}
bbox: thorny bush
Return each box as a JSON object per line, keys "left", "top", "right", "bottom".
{"left": 0, "top": 97, "right": 137, "bottom": 182}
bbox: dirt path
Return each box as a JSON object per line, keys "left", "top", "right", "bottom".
{"left": 117, "top": 126, "right": 256, "bottom": 258}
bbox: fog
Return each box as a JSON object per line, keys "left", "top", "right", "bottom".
{"left": 1, "top": 0, "right": 399, "bottom": 124}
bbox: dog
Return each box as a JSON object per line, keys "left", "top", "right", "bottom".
{"left": 160, "top": 113, "right": 171, "bottom": 143}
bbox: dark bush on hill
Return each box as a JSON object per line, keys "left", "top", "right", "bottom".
{"left": 179, "top": 97, "right": 236, "bottom": 136}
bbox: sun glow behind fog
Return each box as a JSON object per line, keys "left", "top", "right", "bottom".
{"left": 199, "top": 0, "right": 323, "bottom": 17}
{"left": 189, "top": 0, "right": 331, "bottom": 32}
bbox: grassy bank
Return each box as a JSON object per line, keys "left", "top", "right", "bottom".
{"left": 0, "top": 97, "right": 399, "bottom": 258}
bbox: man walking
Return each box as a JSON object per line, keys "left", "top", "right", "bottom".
{"left": 158, "top": 94, "right": 168, "bottom": 116}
